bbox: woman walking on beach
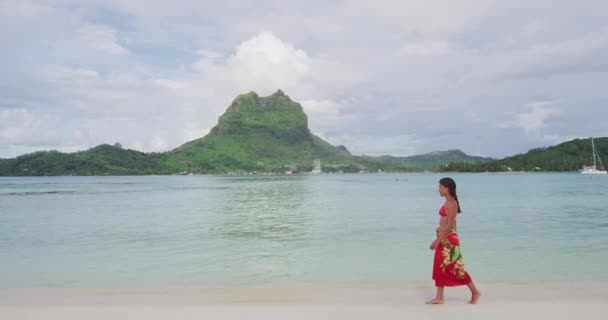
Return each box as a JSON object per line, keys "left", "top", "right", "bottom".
{"left": 426, "top": 177, "right": 481, "bottom": 304}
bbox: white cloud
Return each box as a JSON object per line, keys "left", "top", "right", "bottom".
{"left": 0, "top": 109, "right": 62, "bottom": 147}
{"left": 189, "top": 31, "right": 350, "bottom": 124}
{"left": 300, "top": 99, "right": 344, "bottom": 116}
{"left": 196, "top": 31, "right": 314, "bottom": 98}
{"left": 347, "top": 0, "right": 496, "bottom": 34}
{"left": 197, "top": 49, "right": 222, "bottom": 60}
{"left": 1, "top": 0, "right": 608, "bottom": 158}
{"left": 42, "top": 65, "right": 100, "bottom": 81}
{"left": 395, "top": 40, "right": 454, "bottom": 57}
{"left": 77, "top": 23, "right": 128, "bottom": 55}
{"left": 497, "top": 101, "right": 563, "bottom": 142}
{"left": 0, "top": 0, "right": 53, "bottom": 18}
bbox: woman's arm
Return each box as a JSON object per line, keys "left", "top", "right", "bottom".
{"left": 436, "top": 201, "right": 457, "bottom": 241}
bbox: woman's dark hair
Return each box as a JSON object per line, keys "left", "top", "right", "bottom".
{"left": 439, "top": 177, "right": 462, "bottom": 213}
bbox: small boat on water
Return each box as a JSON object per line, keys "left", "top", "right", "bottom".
{"left": 581, "top": 137, "right": 607, "bottom": 175}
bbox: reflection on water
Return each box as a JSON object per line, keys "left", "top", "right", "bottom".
{"left": 213, "top": 176, "right": 316, "bottom": 282}
{"left": 0, "top": 173, "right": 607, "bottom": 287}
{"left": 219, "top": 176, "right": 312, "bottom": 241}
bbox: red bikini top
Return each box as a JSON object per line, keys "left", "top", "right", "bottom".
{"left": 439, "top": 206, "right": 447, "bottom": 217}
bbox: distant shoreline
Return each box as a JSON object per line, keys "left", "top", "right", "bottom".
{"left": 0, "top": 171, "right": 591, "bottom": 178}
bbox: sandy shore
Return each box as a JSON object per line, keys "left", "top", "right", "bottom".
{"left": 1, "top": 282, "right": 606, "bottom": 319}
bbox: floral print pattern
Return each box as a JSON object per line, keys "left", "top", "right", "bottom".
{"left": 433, "top": 227, "right": 472, "bottom": 286}
{"left": 440, "top": 237, "right": 466, "bottom": 279}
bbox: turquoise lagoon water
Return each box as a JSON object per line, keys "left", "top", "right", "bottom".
{"left": 0, "top": 173, "right": 607, "bottom": 287}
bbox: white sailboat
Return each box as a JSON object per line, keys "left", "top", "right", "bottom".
{"left": 581, "top": 137, "right": 607, "bottom": 174}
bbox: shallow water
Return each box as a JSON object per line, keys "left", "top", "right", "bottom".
{"left": 1, "top": 173, "right": 607, "bottom": 287}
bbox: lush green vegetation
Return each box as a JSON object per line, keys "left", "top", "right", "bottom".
{"left": 0, "top": 90, "right": 493, "bottom": 176}
{"left": 164, "top": 91, "right": 490, "bottom": 174}
{"left": 166, "top": 90, "right": 352, "bottom": 173}
{"left": 0, "top": 145, "right": 170, "bottom": 176}
{"left": 361, "top": 150, "right": 491, "bottom": 170}
{"left": 437, "top": 138, "right": 608, "bottom": 172}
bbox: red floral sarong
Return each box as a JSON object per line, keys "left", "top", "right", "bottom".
{"left": 433, "top": 229, "right": 472, "bottom": 287}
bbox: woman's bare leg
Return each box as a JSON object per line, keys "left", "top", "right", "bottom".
{"left": 425, "top": 286, "right": 445, "bottom": 304}
{"left": 467, "top": 281, "right": 481, "bottom": 304}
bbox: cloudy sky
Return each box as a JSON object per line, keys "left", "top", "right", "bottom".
{"left": 1, "top": 0, "right": 607, "bottom": 159}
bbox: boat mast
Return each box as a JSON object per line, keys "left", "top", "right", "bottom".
{"left": 592, "top": 137, "right": 597, "bottom": 168}
{"left": 594, "top": 137, "right": 605, "bottom": 170}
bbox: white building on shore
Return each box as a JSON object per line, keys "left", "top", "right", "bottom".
{"left": 311, "top": 159, "right": 322, "bottom": 174}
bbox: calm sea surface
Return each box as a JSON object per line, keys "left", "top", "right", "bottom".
{"left": 1, "top": 173, "right": 607, "bottom": 287}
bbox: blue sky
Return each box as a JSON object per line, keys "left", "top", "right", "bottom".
{"left": 1, "top": 0, "right": 607, "bottom": 158}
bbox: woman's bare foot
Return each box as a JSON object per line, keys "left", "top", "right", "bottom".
{"left": 469, "top": 292, "right": 481, "bottom": 304}
{"left": 425, "top": 298, "right": 444, "bottom": 304}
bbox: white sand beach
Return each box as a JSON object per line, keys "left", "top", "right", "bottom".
{"left": 1, "top": 282, "right": 606, "bottom": 320}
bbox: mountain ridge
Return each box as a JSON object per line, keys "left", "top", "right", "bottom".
{"left": 166, "top": 90, "right": 352, "bottom": 173}
{"left": 0, "top": 90, "right": 555, "bottom": 176}
{"left": 439, "top": 137, "right": 608, "bottom": 172}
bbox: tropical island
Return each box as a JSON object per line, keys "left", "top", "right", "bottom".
{"left": 438, "top": 137, "right": 608, "bottom": 172}
{"left": 0, "top": 90, "right": 605, "bottom": 176}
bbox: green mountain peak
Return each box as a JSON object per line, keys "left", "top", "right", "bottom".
{"left": 214, "top": 90, "right": 308, "bottom": 138}
{"left": 169, "top": 90, "right": 349, "bottom": 173}
{"left": 0, "top": 90, "right": 496, "bottom": 175}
